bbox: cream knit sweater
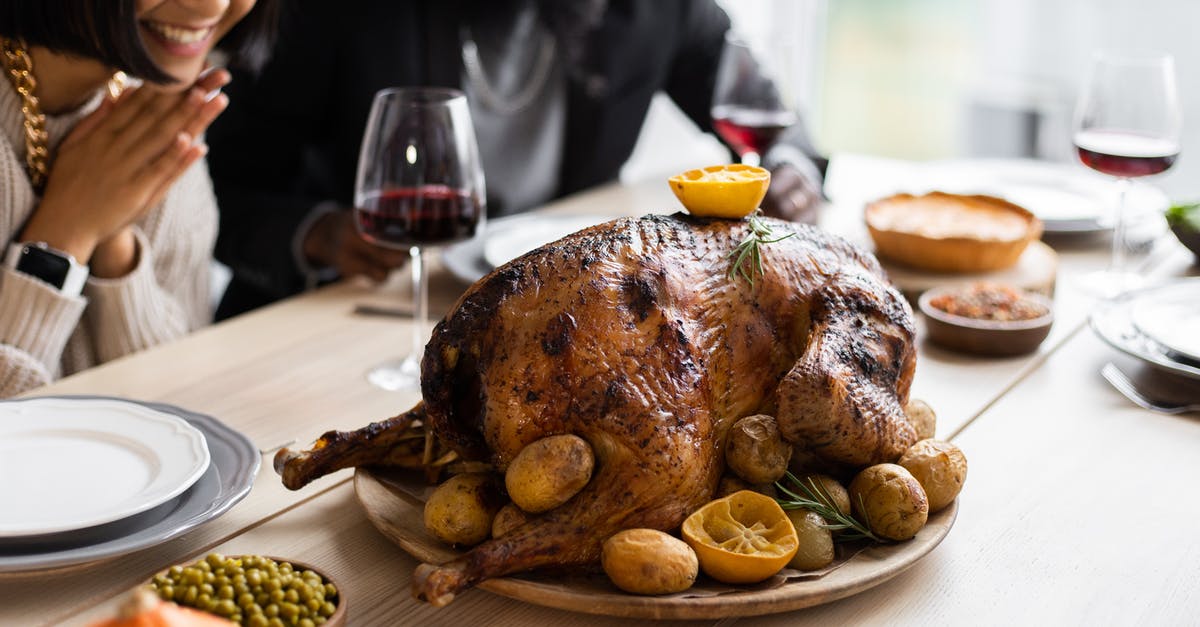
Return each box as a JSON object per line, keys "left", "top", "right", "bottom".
{"left": 0, "top": 83, "right": 216, "bottom": 397}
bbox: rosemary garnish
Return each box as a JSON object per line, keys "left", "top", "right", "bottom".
{"left": 727, "top": 210, "right": 794, "bottom": 285}
{"left": 775, "top": 472, "right": 883, "bottom": 543}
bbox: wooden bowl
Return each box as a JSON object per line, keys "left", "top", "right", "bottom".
{"left": 149, "top": 555, "right": 347, "bottom": 626}
{"left": 918, "top": 286, "right": 1054, "bottom": 356}
{"left": 866, "top": 192, "right": 1043, "bottom": 273}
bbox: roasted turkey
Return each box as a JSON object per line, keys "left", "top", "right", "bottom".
{"left": 275, "top": 214, "right": 918, "bottom": 605}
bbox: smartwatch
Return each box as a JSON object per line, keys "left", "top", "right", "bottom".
{"left": 5, "top": 242, "right": 89, "bottom": 296}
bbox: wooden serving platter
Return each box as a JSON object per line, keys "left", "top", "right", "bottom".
{"left": 354, "top": 467, "right": 957, "bottom": 620}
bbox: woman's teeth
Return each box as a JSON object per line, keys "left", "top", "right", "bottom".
{"left": 145, "top": 22, "right": 213, "bottom": 44}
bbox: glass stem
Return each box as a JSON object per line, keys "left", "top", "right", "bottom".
{"left": 407, "top": 245, "right": 427, "bottom": 374}
{"left": 1109, "top": 177, "right": 1131, "bottom": 273}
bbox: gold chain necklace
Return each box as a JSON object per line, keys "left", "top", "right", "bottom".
{"left": 0, "top": 37, "right": 49, "bottom": 193}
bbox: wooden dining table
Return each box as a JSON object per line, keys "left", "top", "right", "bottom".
{"left": 4, "top": 179, "right": 1199, "bottom": 626}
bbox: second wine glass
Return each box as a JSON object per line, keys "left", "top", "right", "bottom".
{"left": 1073, "top": 51, "right": 1181, "bottom": 298}
{"left": 711, "top": 34, "right": 797, "bottom": 167}
{"left": 355, "top": 87, "right": 486, "bottom": 391}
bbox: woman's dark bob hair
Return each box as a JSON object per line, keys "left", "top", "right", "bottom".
{"left": 0, "top": 0, "right": 279, "bottom": 84}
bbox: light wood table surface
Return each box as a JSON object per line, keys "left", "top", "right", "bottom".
{"left": 4, "top": 181, "right": 1197, "bottom": 625}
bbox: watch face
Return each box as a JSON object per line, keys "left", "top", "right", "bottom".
{"left": 16, "top": 245, "right": 71, "bottom": 289}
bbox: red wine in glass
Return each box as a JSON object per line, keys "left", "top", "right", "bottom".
{"left": 1074, "top": 129, "right": 1179, "bottom": 178}
{"left": 712, "top": 105, "right": 798, "bottom": 159}
{"left": 356, "top": 186, "right": 482, "bottom": 248}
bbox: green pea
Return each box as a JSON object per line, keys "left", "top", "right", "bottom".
{"left": 305, "top": 598, "right": 321, "bottom": 613}
{"left": 200, "top": 583, "right": 214, "bottom": 596}
{"left": 158, "top": 585, "right": 174, "bottom": 601}
{"left": 299, "top": 619, "right": 315, "bottom": 627}
{"left": 267, "top": 618, "right": 285, "bottom": 627}
{"left": 265, "top": 603, "right": 280, "bottom": 618}
{"left": 269, "top": 588, "right": 285, "bottom": 604}
{"left": 218, "top": 584, "right": 235, "bottom": 600}
{"left": 280, "top": 602, "right": 300, "bottom": 620}
{"left": 284, "top": 589, "right": 299, "bottom": 604}
{"left": 247, "top": 616, "right": 269, "bottom": 627}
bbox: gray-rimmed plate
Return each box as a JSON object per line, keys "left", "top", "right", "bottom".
{"left": 1090, "top": 279, "right": 1200, "bottom": 381}
{"left": 0, "top": 396, "right": 259, "bottom": 574}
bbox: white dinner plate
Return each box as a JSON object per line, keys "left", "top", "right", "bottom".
{"left": 0, "top": 397, "right": 258, "bottom": 574}
{"left": 1131, "top": 282, "right": 1200, "bottom": 362}
{"left": 0, "top": 398, "right": 210, "bottom": 538}
{"left": 444, "top": 213, "right": 616, "bottom": 283}
{"left": 1090, "top": 279, "right": 1200, "bottom": 381}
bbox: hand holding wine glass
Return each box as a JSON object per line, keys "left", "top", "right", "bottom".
{"left": 711, "top": 35, "right": 798, "bottom": 168}
{"left": 354, "top": 88, "right": 486, "bottom": 391}
{"left": 1073, "top": 51, "right": 1181, "bottom": 297}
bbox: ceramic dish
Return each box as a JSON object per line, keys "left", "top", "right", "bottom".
{"left": 0, "top": 398, "right": 211, "bottom": 538}
{"left": 0, "top": 397, "right": 259, "bottom": 574}
{"left": 1091, "top": 280, "right": 1200, "bottom": 381}
{"left": 866, "top": 192, "right": 1043, "bottom": 273}
{"left": 443, "top": 213, "right": 616, "bottom": 283}
{"left": 151, "top": 555, "right": 346, "bottom": 626}
{"left": 918, "top": 286, "right": 1054, "bottom": 356}
{"left": 1131, "top": 282, "right": 1200, "bottom": 362}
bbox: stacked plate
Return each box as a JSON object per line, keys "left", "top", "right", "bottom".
{"left": 0, "top": 396, "right": 258, "bottom": 574}
{"left": 1091, "top": 279, "right": 1200, "bottom": 380}
{"left": 443, "top": 214, "right": 617, "bottom": 283}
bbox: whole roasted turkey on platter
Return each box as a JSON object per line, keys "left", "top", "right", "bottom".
{"left": 275, "top": 213, "right": 919, "bottom": 606}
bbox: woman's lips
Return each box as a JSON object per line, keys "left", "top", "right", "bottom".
{"left": 141, "top": 20, "right": 216, "bottom": 57}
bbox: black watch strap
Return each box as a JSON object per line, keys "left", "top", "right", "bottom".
{"left": 5, "top": 242, "right": 89, "bottom": 296}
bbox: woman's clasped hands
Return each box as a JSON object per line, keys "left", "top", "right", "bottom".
{"left": 20, "top": 68, "right": 231, "bottom": 278}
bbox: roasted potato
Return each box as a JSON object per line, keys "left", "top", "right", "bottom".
{"left": 726, "top": 414, "right": 792, "bottom": 484}
{"left": 794, "top": 473, "right": 851, "bottom": 518}
{"left": 785, "top": 509, "right": 834, "bottom": 571}
{"left": 905, "top": 399, "right": 937, "bottom": 440}
{"left": 506, "top": 434, "right": 595, "bottom": 513}
{"left": 849, "top": 464, "right": 929, "bottom": 541}
{"left": 716, "top": 475, "right": 777, "bottom": 499}
{"left": 898, "top": 439, "right": 967, "bottom": 513}
{"left": 424, "top": 473, "right": 504, "bottom": 546}
{"left": 491, "top": 502, "right": 531, "bottom": 538}
{"left": 602, "top": 529, "right": 698, "bottom": 595}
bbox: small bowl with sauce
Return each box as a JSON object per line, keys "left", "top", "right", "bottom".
{"left": 918, "top": 283, "right": 1054, "bottom": 356}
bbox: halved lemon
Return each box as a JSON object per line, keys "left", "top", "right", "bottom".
{"left": 681, "top": 490, "right": 799, "bottom": 584}
{"left": 669, "top": 164, "right": 771, "bottom": 219}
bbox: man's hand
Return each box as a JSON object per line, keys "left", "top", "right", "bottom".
{"left": 760, "top": 163, "right": 822, "bottom": 225}
{"left": 302, "top": 211, "right": 410, "bottom": 282}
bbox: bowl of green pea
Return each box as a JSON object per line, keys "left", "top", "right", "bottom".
{"left": 149, "top": 553, "right": 346, "bottom": 627}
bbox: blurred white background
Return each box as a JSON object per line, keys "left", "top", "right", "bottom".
{"left": 621, "top": 0, "right": 1200, "bottom": 202}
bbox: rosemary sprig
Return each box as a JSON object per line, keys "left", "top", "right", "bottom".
{"left": 774, "top": 472, "right": 883, "bottom": 543}
{"left": 727, "top": 211, "right": 794, "bottom": 285}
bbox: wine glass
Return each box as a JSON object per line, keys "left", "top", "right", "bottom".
{"left": 711, "top": 34, "right": 798, "bottom": 167}
{"left": 1073, "top": 51, "right": 1181, "bottom": 297}
{"left": 354, "top": 88, "right": 486, "bottom": 391}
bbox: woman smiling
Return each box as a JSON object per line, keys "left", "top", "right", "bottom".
{"left": 0, "top": 0, "right": 277, "bottom": 397}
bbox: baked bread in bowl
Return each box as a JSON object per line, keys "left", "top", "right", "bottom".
{"left": 866, "top": 192, "right": 1043, "bottom": 273}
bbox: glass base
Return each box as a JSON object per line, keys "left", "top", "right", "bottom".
{"left": 1077, "top": 269, "right": 1147, "bottom": 300}
{"left": 365, "top": 355, "right": 421, "bottom": 391}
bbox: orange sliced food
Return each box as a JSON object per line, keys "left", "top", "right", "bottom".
{"left": 681, "top": 490, "right": 799, "bottom": 584}
{"left": 669, "top": 164, "right": 771, "bottom": 219}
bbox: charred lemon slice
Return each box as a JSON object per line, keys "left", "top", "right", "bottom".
{"left": 681, "top": 490, "right": 798, "bottom": 584}
{"left": 669, "top": 164, "right": 771, "bottom": 219}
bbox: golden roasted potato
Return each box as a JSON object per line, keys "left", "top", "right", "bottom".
{"left": 905, "top": 399, "right": 937, "bottom": 440}
{"left": 602, "top": 529, "right": 698, "bottom": 595}
{"left": 506, "top": 434, "right": 594, "bottom": 513}
{"left": 794, "top": 473, "right": 851, "bottom": 518}
{"left": 898, "top": 439, "right": 967, "bottom": 513}
{"left": 491, "top": 502, "right": 531, "bottom": 538}
{"left": 715, "top": 475, "right": 777, "bottom": 499}
{"left": 785, "top": 509, "right": 834, "bottom": 571}
{"left": 849, "top": 464, "right": 929, "bottom": 541}
{"left": 423, "top": 473, "right": 504, "bottom": 546}
{"left": 726, "top": 415, "right": 792, "bottom": 485}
